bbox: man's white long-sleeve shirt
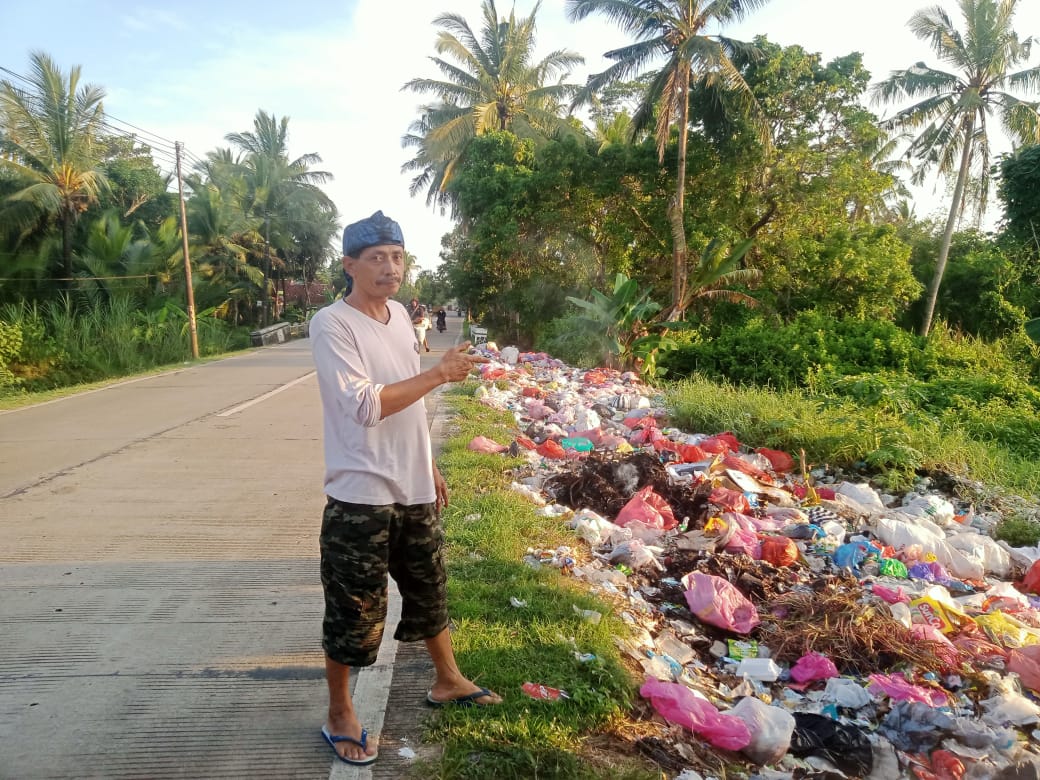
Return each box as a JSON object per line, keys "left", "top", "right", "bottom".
{"left": 310, "top": 299, "right": 434, "bottom": 505}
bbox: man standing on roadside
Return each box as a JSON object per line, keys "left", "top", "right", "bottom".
{"left": 309, "top": 211, "right": 502, "bottom": 766}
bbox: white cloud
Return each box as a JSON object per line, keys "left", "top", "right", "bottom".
{"left": 121, "top": 8, "right": 188, "bottom": 33}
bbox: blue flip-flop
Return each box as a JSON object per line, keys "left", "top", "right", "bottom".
{"left": 321, "top": 724, "right": 378, "bottom": 765}
{"left": 426, "top": 687, "right": 497, "bottom": 707}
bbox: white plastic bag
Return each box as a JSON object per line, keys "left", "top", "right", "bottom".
{"left": 835, "top": 481, "right": 887, "bottom": 516}
{"left": 728, "top": 696, "right": 795, "bottom": 765}
{"left": 947, "top": 531, "right": 1011, "bottom": 578}
{"left": 873, "top": 516, "right": 985, "bottom": 581}
{"left": 899, "top": 494, "right": 956, "bottom": 527}
{"left": 570, "top": 509, "right": 614, "bottom": 546}
{"left": 823, "top": 677, "right": 873, "bottom": 708}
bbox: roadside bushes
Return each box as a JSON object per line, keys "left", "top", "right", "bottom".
{"left": 661, "top": 311, "right": 922, "bottom": 388}
{"left": 0, "top": 298, "right": 250, "bottom": 393}
{"left": 0, "top": 319, "right": 21, "bottom": 388}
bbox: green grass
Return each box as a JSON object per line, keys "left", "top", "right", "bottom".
{"left": 415, "top": 392, "right": 660, "bottom": 780}
{"left": 0, "top": 298, "right": 251, "bottom": 397}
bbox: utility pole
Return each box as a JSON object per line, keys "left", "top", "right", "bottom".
{"left": 175, "top": 142, "right": 200, "bottom": 359}
{"left": 263, "top": 211, "right": 271, "bottom": 328}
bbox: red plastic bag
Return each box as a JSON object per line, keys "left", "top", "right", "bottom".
{"left": 615, "top": 486, "right": 677, "bottom": 530}
{"left": 1022, "top": 559, "right": 1040, "bottom": 594}
{"left": 630, "top": 426, "right": 663, "bottom": 446}
{"left": 681, "top": 572, "right": 760, "bottom": 634}
{"left": 722, "top": 454, "right": 774, "bottom": 483}
{"left": 790, "top": 652, "right": 839, "bottom": 683}
{"left": 700, "top": 435, "right": 736, "bottom": 454}
{"left": 679, "top": 444, "right": 709, "bottom": 463}
{"left": 709, "top": 487, "right": 751, "bottom": 514}
{"left": 536, "top": 440, "right": 566, "bottom": 460}
{"left": 653, "top": 438, "right": 682, "bottom": 455}
{"left": 522, "top": 682, "right": 569, "bottom": 700}
{"left": 760, "top": 536, "right": 799, "bottom": 567}
{"left": 755, "top": 447, "right": 794, "bottom": 473}
{"left": 514, "top": 436, "right": 537, "bottom": 450}
{"left": 582, "top": 369, "right": 607, "bottom": 385}
{"left": 640, "top": 678, "right": 751, "bottom": 751}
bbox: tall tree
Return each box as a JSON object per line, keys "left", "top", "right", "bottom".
{"left": 225, "top": 110, "right": 333, "bottom": 324}
{"left": 566, "top": 0, "right": 768, "bottom": 317}
{"left": 872, "top": 0, "right": 1040, "bottom": 336}
{"left": 402, "top": 0, "right": 583, "bottom": 210}
{"left": 0, "top": 51, "right": 108, "bottom": 282}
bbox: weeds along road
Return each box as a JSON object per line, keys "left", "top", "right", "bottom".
{"left": 0, "top": 337, "right": 393, "bottom": 779}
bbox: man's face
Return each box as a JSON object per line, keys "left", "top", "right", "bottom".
{"left": 342, "top": 244, "right": 404, "bottom": 298}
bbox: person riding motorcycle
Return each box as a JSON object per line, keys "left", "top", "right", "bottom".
{"left": 436, "top": 308, "right": 447, "bottom": 333}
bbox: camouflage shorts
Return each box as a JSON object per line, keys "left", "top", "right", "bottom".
{"left": 320, "top": 498, "right": 448, "bottom": 667}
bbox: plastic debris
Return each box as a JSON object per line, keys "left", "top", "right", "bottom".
{"left": 456, "top": 346, "right": 1040, "bottom": 777}
{"left": 521, "top": 682, "right": 570, "bottom": 700}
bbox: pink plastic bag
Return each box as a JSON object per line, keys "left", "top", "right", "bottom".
{"left": 867, "top": 673, "right": 949, "bottom": 706}
{"left": 681, "top": 572, "right": 760, "bottom": 634}
{"left": 724, "top": 527, "right": 762, "bottom": 558}
{"left": 639, "top": 678, "right": 751, "bottom": 751}
{"left": 1008, "top": 645, "right": 1040, "bottom": 693}
{"left": 790, "top": 652, "right": 839, "bottom": 683}
{"left": 872, "top": 584, "right": 911, "bottom": 604}
{"left": 467, "top": 436, "right": 507, "bottom": 454}
{"left": 615, "top": 486, "right": 677, "bottom": 530}
{"left": 909, "top": 624, "right": 961, "bottom": 671}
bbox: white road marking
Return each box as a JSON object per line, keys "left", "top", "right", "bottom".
{"left": 216, "top": 371, "right": 316, "bottom": 416}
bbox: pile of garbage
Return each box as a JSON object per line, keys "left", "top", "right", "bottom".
{"left": 463, "top": 344, "right": 1040, "bottom": 780}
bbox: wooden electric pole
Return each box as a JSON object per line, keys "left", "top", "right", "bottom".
{"left": 175, "top": 142, "right": 200, "bottom": 359}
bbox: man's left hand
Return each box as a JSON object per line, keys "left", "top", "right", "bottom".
{"left": 433, "top": 463, "right": 449, "bottom": 511}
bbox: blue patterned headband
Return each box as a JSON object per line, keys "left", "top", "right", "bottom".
{"left": 342, "top": 210, "right": 404, "bottom": 257}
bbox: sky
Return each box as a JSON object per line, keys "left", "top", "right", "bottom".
{"left": 3, "top": 0, "right": 1040, "bottom": 272}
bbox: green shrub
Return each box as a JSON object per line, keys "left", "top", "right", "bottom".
{"left": 535, "top": 316, "right": 606, "bottom": 369}
{"left": 0, "top": 319, "right": 22, "bottom": 388}
{"left": 994, "top": 516, "right": 1040, "bottom": 548}
{"left": 662, "top": 312, "right": 922, "bottom": 388}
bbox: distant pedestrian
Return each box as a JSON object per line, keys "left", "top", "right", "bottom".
{"left": 408, "top": 297, "right": 430, "bottom": 352}
{"left": 309, "top": 210, "right": 501, "bottom": 767}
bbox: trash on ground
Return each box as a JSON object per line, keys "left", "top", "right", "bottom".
{"left": 460, "top": 343, "right": 1040, "bottom": 779}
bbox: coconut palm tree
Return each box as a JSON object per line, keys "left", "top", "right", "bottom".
{"left": 872, "top": 0, "right": 1040, "bottom": 337}
{"left": 401, "top": 0, "right": 583, "bottom": 210}
{"left": 0, "top": 51, "right": 108, "bottom": 283}
{"left": 225, "top": 110, "right": 334, "bottom": 324}
{"left": 566, "top": 0, "right": 769, "bottom": 318}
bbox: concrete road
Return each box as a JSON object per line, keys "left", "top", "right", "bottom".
{"left": 0, "top": 311, "right": 465, "bottom": 779}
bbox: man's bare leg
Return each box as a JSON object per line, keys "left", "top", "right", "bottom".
{"left": 324, "top": 656, "right": 378, "bottom": 761}
{"left": 425, "top": 627, "right": 502, "bottom": 705}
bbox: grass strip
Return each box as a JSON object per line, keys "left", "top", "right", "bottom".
{"left": 418, "top": 389, "right": 660, "bottom": 780}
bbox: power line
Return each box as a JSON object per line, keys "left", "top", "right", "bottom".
{"left": 0, "top": 62, "right": 202, "bottom": 169}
